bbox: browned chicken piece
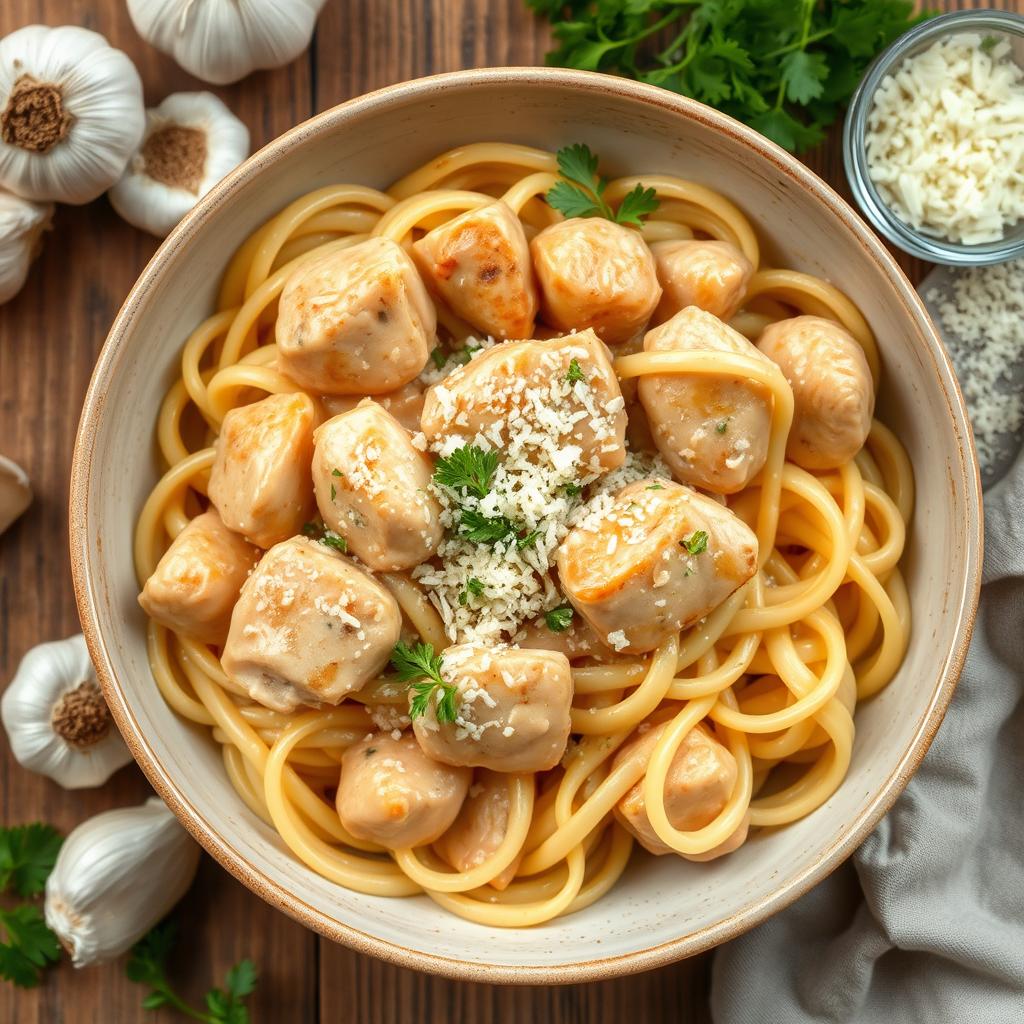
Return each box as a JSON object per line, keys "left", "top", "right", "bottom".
{"left": 312, "top": 401, "right": 442, "bottom": 571}
{"left": 614, "top": 717, "right": 749, "bottom": 860}
{"left": 757, "top": 315, "right": 874, "bottom": 470}
{"left": 433, "top": 768, "right": 523, "bottom": 889}
{"left": 530, "top": 218, "right": 661, "bottom": 345}
{"left": 638, "top": 306, "right": 773, "bottom": 494}
{"left": 650, "top": 239, "right": 753, "bottom": 323}
{"left": 419, "top": 330, "right": 626, "bottom": 476}
{"left": 412, "top": 645, "right": 573, "bottom": 773}
{"left": 412, "top": 201, "right": 538, "bottom": 341}
{"left": 556, "top": 479, "right": 758, "bottom": 655}
{"left": 515, "top": 610, "right": 606, "bottom": 659}
{"left": 337, "top": 732, "right": 471, "bottom": 849}
{"left": 320, "top": 379, "right": 425, "bottom": 434}
{"left": 221, "top": 536, "right": 401, "bottom": 712}
{"left": 276, "top": 236, "right": 435, "bottom": 395}
{"left": 208, "top": 391, "right": 317, "bottom": 548}
{"left": 138, "top": 509, "right": 260, "bottom": 645}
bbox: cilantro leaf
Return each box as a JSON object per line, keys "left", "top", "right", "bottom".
{"left": 615, "top": 184, "right": 660, "bottom": 227}
{"left": 561, "top": 482, "right": 583, "bottom": 498}
{"left": 458, "top": 578, "right": 485, "bottom": 606}
{"left": 0, "top": 904, "right": 61, "bottom": 988}
{"left": 391, "top": 642, "right": 460, "bottom": 724}
{"left": 546, "top": 179, "right": 605, "bottom": 220}
{"left": 780, "top": 50, "right": 828, "bottom": 105}
{"left": 682, "top": 530, "right": 709, "bottom": 555}
{"left": 434, "top": 445, "right": 499, "bottom": 499}
{"left": 0, "top": 824, "right": 63, "bottom": 898}
{"left": 457, "top": 509, "right": 518, "bottom": 545}
{"left": 565, "top": 358, "right": 586, "bottom": 384}
{"left": 545, "top": 605, "right": 575, "bottom": 632}
{"left": 547, "top": 143, "right": 659, "bottom": 224}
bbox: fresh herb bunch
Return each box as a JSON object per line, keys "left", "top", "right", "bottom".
{"left": 127, "top": 921, "right": 258, "bottom": 1023}
{"left": 390, "top": 642, "right": 460, "bottom": 723}
{"left": 0, "top": 823, "right": 62, "bottom": 988}
{"left": 527, "top": 0, "right": 923, "bottom": 152}
{"left": 547, "top": 143, "right": 659, "bottom": 224}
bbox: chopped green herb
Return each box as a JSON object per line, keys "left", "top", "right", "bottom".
{"left": 565, "top": 358, "right": 586, "bottom": 384}
{"left": 716, "top": 419, "right": 729, "bottom": 435}
{"left": 452, "top": 344, "right": 480, "bottom": 365}
{"left": 459, "top": 578, "right": 485, "bottom": 606}
{"left": 320, "top": 530, "right": 348, "bottom": 553}
{"left": 545, "top": 143, "right": 660, "bottom": 224}
{"left": 434, "top": 445, "right": 499, "bottom": 499}
{"left": 364, "top": 747, "right": 377, "bottom": 757}
{"left": 390, "top": 642, "right": 459, "bottom": 723}
{"left": 545, "top": 604, "right": 575, "bottom": 632}
{"left": 127, "top": 921, "right": 258, "bottom": 1022}
{"left": 458, "top": 509, "right": 518, "bottom": 545}
{"left": 332, "top": 468, "right": 342, "bottom": 477}
{"left": 330, "top": 483, "right": 337, "bottom": 501}
{"left": 430, "top": 347, "right": 447, "bottom": 370}
{"left": 562, "top": 482, "right": 583, "bottom": 497}
{"left": 646, "top": 483, "right": 664, "bottom": 490}
{"left": 682, "top": 530, "right": 709, "bottom": 555}
{"left": 517, "top": 529, "right": 542, "bottom": 550}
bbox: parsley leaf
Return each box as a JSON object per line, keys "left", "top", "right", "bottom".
{"left": 0, "top": 905, "right": 60, "bottom": 988}
{"left": 716, "top": 419, "right": 729, "bottom": 434}
{"left": 517, "top": 529, "right": 542, "bottom": 550}
{"left": 545, "top": 605, "right": 575, "bottom": 632}
{"left": 430, "top": 347, "right": 447, "bottom": 370}
{"left": 562, "top": 482, "right": 583, "bottom": 498}
{"left": 565, "top": 358, "right": 586, "bottom": 384}
{"left": 459, "top": 578, "right": 485, "bottom": 606}
{"left": 128, "top": 921, "right": 258, "bottom": 1022}
{"left": 0, "top": 824, "right": 63, "bottom": 898}
{"left": 391, "top": 642, "right": 460, "bottom": 724}
{"left": 321, "top": 530, "right": 347, "bottom": 553}
{"left": 546, "top": 143, "right": 659, "bottom": 224}
{"left": 528, "top": 1, "right": 924, "bottom": 154}
{"left": 434, "top": 445, "right": 499, "bottom": 499}
{"left": 301, "top": 521, "right": 347, "bottom": 553}
{"left": 457, "top": 509, "right": 518, "bottom": 545}
{"left": 682, "top": 530, "right": 709, "bottom": 555}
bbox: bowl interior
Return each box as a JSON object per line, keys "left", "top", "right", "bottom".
{"left": 72, "top": 70, "right": 981, "bottom": 982}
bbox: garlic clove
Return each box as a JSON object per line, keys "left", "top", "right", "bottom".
{"left": 0, "top": 25, "right": 145, "bottom": 204}
{"left": 0, "top": 189, "right": 51, "bottom": 304}
{"left": 109, "top": 91, "right": 249, "bottom": 238}
{"left": 45, "top": 797, "right": 201, "bottom": 966}
{"left": 127, "top": 0, "right": 328, "bottom": 86}
{"left": 1, "top": 634, "right": 135, "bottom": 789}
{"left": 0, "top": 453, "right": 32, "bottom": 532}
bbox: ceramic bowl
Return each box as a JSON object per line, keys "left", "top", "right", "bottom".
{"left": 70, "top": 68, "right": 982, "bottom": 983}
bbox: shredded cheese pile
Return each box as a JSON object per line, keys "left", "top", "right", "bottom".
{"left": 865, "top": 34, "right": 1024, "bottom": 244}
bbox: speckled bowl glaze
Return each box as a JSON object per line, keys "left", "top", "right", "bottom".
{"left": 70, "top": 69, "right": 982, "bottom": 984}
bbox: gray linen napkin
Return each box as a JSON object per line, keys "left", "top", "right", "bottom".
{"left": 710, "top": 443, "right": 1024, "bottom": 1022}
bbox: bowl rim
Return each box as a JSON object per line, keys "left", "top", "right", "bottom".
{"left": 69, "top": 66, "right": 983, "bottom": 985}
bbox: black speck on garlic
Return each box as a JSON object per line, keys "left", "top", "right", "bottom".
{"left": 1, "top": 635, "right": 133, "bottom": 788}
{"left": 109, "top": 92, "right": 249, "bottom": 238}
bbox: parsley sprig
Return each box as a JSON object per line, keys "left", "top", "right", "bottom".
{"left": 528, "top": 1, "right": 925, "bottom": 153}
{"left": 433, "top": 445, "right": 499, "bottom": 499}
{"left": 390, "top": 642, "right": 460, "bottom": 724}
{"left": 546, "top": 144, "right": 659, "bottom": 226}
{"left": 127, "top": 921, "right": 257, "bottom": 1023}
{"left": 545, "top": 605, "right": 575, "bottom": 633}
{"left": 0, "top": 823, "right": 62, "bottom": 989}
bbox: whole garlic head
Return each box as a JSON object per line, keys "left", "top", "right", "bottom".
{"left": 0, "top": 26, "right": 145, "bottom": 204}
{"left": 127, "top": 0, "right": 328, "bottom": 85}
{"left": 1, "top": 635, "right": 134, "bottom": 789}
{"left": 45, "top": 797, "right": 201, "bottom": 966}
{"left": 0, "top": 189, "right": 51, "bottom": 304}
{"left": 109, "top": 91, "right": 249, "bottom": 238}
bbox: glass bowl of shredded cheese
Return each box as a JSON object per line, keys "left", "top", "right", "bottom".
{"left": 844, "top": 10, "right": 1024, "bottom": 266}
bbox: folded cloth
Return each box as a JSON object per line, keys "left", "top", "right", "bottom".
{"left": 711, "top": 441, "right": 1024, "bottom": 1024}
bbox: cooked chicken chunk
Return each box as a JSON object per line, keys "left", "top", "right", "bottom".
{"left": 337, "top": 732, "right": 470, "bottom": 849}
{"left": 312, "top": 401, "right": 442, "bottom": 571}
{"left": 276, "top": 236, "right": 435, "bottom": 395}
{"left": 420, "top": 330, "right": 626, "bottom": 475}
{"left": 412, "top": 645, "right": 573, "bottom": 773}
{"left": 434, "top": 769, "right": 522, "bottom": 889}
{"left": 556, "top": 479, "right": 758, "bottom": 654}
{"left": 320, "top": 380, "right": 425, "bottom": 434}
{"left": 757, "top": 315, "right": 874, "bottom": 470}
{"left": 138, "top": 510, "right": 260, "bottom": 645}
{"left": 413, "top": 201, "right": 538, "bottom": 341}
{"left": 530, "top": 218, "right": 661, "bottom": 344}
{"left": 221, "top": 536, "right": 401, "bottom": 711}
{"left": 638, "top": 306, "right": 773, "bottom": 494}
{"left": 650, "top": 239, "right": 753, "bottom": 323}
{"left": 614, "top": 717, "right": 748, "bottom": 860}
{"left": 208, "top": 392, "right": 317, "bottom": 548}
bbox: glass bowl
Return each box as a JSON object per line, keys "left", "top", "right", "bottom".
{"left": 843, "top": 10, "right": 1024, "bottom": 266}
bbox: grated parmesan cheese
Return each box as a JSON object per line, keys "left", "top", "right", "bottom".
{"left": 865, "top": 34, "right": 1024, "bottom": 244}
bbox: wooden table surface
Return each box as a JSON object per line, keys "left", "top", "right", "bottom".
{"left": 0, "top": 0, "right": 1010, "bottom": 1021}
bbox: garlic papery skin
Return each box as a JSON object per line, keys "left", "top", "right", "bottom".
{"left": 0, "top": 454, "right": 32, "bottom": 532}
{"left": 1, "top": 634, "right": 134, "bottom": 789}
{"left": 45, "top": 797, "right": 201, "bottom": 966}
{"left": 109, "top": 91, "right": 249, "bottom": 238}
{"left": 0, "top": 26, "right": 145, "bottom": 204}
{"left": 127, "top": 0, "right": 328, "bottom": 85}
{"left": 0, "top": 189, "right": 51, "bottom": 303}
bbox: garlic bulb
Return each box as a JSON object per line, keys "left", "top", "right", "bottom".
{"left": 109, "top": 92, "right": 249, "bottom": 238}
{"left": 0, "top": 189, "right": 51, "bottom": 303}
{"left": 0, "top": 26, "right": 145, "bottom": 204}
{"left": 127, "top": 0, "right": 328, "bottom": 85}
{"left": 1, "top": 635, "right": 134, "bottom": 789}
{"left": 45, "top": 797, "right": 201, "bottom": 966}
{"left": 0, "top": 453, "right": 32, "bottom": 532}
